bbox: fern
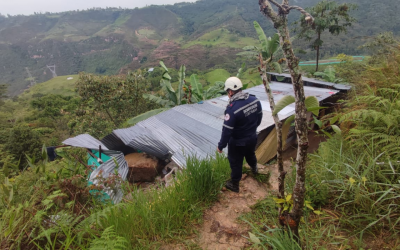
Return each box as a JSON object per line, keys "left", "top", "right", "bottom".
{"left": 89, "top": 226, "right": 128, "bottom": 250}
{"left": 340, "top": 84, "right": 400, "bottom": 159}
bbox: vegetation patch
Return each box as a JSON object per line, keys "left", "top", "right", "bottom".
{"left": 20, "top": 75, "right": 78, "bottom": 99}
{"left": 183, "top": 28, "right": 257, "bottom": 49}
{"left": 204, "top": 68, "right": 230, "bottom": 85}
{"left": 138, "top": 29, "right": 155, "bottom": 37}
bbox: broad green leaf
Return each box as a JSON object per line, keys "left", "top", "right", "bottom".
{"left": 273, "top": 95, "right": 295, "bottom": 116}
{"left": 249, "top": 232, "right": 261, "bottom": 245}
{"left": 271, "top": 62, "right": 282, "bottom": 74}
{"left": 331, "top": 125, "right": 341, "bottom": 135}
{"left": 161, "top": 80, "right": 178, "bottom": 105}
{"left": 283, "top": 204, "right": 289, "bottom": 211}
{"left": 236, "top": 63, "right": 246, "bottom": 78}
{"left": 313, "top": 72, "right": 326, "bottom": 78}
{"left": 321, "top": 129, "right": 332, "bottom": 139}
{"left": 143, "top": 93, "right": 174, "bottom": 107}
{"left": 190, "top": 74, "right": 203, "bottom": 99}
{"left": 159, "top": 61, "right": 169, "bottom": 72}
{"left": 253, "top": 21, "right": 269, "bottom": 57}
{"left": 267, "top": 33, "right": 280, "bottom": 56}
{"left": 276, "top": 76, "right": 286, "bottom": 82}
{"left": 161, "top": 79, "right": 175, "bottom": 93}
{"left": 330, "top": 115, "right": 339, "bottom": 124}
{"left": 284, "top": 115, "right": 295, "bottom": 125}
{"left": 306, "top": 203, "right": 314, "bottom": 210}
{"left": 242, "top": 45, "right": 258, "bottom": 51}
{"left": 285, "top": 194, "right": 292, "bottom": 202}
{"left": 307, "top": 106, "right": 326, "bottom": 114}
{"left": 177, "top": 65, "right": 186, "bottom": 104}
{"left": 313, "top": 116, "right": 323, "bottom": 128}
{"left": 273, "top": 198, "right": 286, "bottom": 204}
{"left": 162, "top": 72, "right": 172, "bottom": 81}
{"left": 126, "top": 108, "right": 169, "bottom": 125}
{"left": 305, "top": 96, "right": 319, "bottom": 116}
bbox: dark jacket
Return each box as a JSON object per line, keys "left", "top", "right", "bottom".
{"left": 218, "top": 93, "right": 263, "bottom": 150}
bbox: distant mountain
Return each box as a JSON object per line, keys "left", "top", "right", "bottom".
{"left": 0, "top": 0, "right": 398, "bottom": 95}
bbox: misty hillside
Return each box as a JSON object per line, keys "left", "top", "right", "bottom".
{"left": 0, "top": 0, "right": 399, "bottom": 95}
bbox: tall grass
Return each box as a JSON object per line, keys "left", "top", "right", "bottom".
{"left": 308, "top": 136, "right": 400, "bottom": 235}
{"left": 99, "top": 154, "right": 230, "bottom": 248}
{"left": 241, "top": 198, "right": 340, "bottom": 249}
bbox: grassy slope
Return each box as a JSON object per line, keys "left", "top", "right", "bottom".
{"left": 205, "top": 69, "right": 231, "bottom": 84}
{"left": 183, "top": 28, "right": 257, "bottom": 49}
{"left": 20, "top": 75, "right": 78, "bottom": 99}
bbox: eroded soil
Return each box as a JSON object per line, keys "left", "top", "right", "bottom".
{"left": 196, "top": 161, "right": 293, "bottom": 250}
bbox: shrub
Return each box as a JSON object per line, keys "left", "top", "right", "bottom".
{"left": 5, "top": 125, "right": 42, "bottom": 169}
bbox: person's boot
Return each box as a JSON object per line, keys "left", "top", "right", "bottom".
{"left": 251, "top": 164, "right": 258, "bottom": 175}
{"left": 225, "top": 180, "right": 239, "bottom": 193}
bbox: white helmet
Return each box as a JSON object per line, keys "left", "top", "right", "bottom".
{"left": 224, "top": 77, "right": 243, "bottom": 91}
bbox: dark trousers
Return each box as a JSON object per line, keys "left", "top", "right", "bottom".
{"left": 227, "top": 137, "right": 258, "bottom": 182}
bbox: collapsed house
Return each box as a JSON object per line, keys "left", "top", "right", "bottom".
{"left": 62, "top": 74, "right": 351, "bottom": 203}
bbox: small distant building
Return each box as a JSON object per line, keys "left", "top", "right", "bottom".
{"left": 67, "top": 77, "right": 74, "bottom": 80}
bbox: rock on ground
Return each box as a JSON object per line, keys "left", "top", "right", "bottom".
{"left": 125, "top": 153, "right": 162, "bottom": 182}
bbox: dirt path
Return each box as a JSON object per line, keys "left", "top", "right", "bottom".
{"left": 196, "top": 161, "right": 292, "bottom": 250}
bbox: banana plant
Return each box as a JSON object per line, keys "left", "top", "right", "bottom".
{"left": 188, "top": 74, "right": 225, "bottom": 102}
{"left": 248, "top": 21, "right": 288, "bottom": 200}
{"left": 238, "top": 22, "right": 285, "bottom": 81}
{"left": 313, "top": 66, "right": 346, "bottom": 83}
{"left": 273, "top": 95, "right": 321, "bottom": 125}
{"left": 143, "top": 61, "right": 188, "bottom": 108}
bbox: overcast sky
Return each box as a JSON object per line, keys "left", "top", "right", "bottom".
{"left": 1, "top": 0, "right": 198, "bottom": 16}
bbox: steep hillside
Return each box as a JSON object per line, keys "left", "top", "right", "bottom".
{"left": 0, "top": 0, "right": 399, "bottom": 95}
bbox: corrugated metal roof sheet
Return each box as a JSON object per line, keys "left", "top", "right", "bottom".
{"left": 100, "top": 82, "right": 340, "bottom": 167}
{"left": 65, "top": 82, "right": 344, "bottom": 170}
{"left": 63, "top": 134, "right": 109, "bottom": 150}
{"left": 268, "top": 72, "right": 352, "bottom": 91}
{"left": 89, "top": 152, "right": 129, "bottom": 204}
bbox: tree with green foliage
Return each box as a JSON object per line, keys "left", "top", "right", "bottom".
{"left": 294, "top": 0, "right": 357, "bottom": 71}
{"left": 74, "top": 70, "right": 157, "bottom": 136}
{"left": 0, "top": 84, "right": 7, "bottom": 106}
{"left": 30, "top": 94, "right": 78, "bottom": 121}
{"left": 5, "top": 125, "right": 42, "bottom": 169}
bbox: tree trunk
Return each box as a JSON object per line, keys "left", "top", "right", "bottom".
{"left": 316, "top": 32, "right": 321, "bottom": 72}
{"left": 258, "top": 60, "right": 286, "bottom": 200}
{"left": 258, "top": 0, "right": 309, "bottom": 242}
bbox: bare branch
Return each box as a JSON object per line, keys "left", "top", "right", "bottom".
{"left": 268, "top": 0, "right": 283, "bottom": 10}
{"left": 288, "top": 5, "right": 314, "bottom": 23}
{"left": 259, "top": 0, "right": 279, "bottom": 24}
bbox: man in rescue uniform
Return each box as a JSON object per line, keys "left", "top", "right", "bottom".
{"left": 217, "top": 77, "right": 263, "bottom": 193}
